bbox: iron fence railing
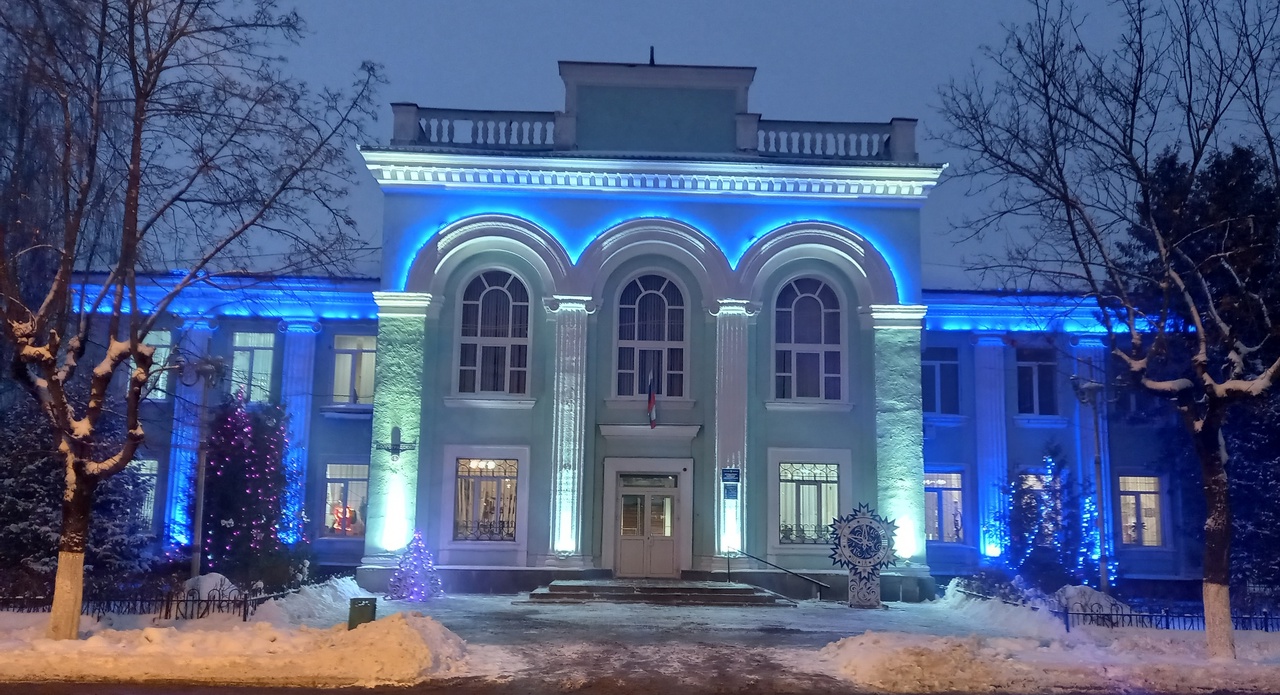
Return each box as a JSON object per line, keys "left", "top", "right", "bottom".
{"left": 957, "top": 587, "right": 1280, "bottom": 634}
{"left": 0, "top": 584, "right": 296, "bottom": 622}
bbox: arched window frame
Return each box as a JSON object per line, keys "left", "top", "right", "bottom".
{"left": 455, "top": 269, "right": 531, "bottom": 396}
{"left": 771, "top": 275, "right": 846, "bottom": 402}
{"left": 613, "top": 272, "right": 690, "bottom": 399}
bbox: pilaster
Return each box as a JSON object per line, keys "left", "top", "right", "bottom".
{"left": 868, "top": 305, "right": 929, "bottom": 569}
{"left": 361, "top": 292, "right": 431, "bottom": 566}
{"left": 973, "top": 332, "right": 1009, "bottom": 558}
{"left": 546, "top": 296, "right": 591, "bottom": 563}
{"left": 278, "top": 319, "right": 319, "bottom": 544}
{"left": 1072, "top": 337, "right": 1114, "bottom": 558}
{"left": 713, "top": 299, "right": 752, "bottom": 555}
{"left": 165, "top": 320, "right": 215, "bottom": 547}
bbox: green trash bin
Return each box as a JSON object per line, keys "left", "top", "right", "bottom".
{"left": 348, "top": 597, "right": 377, "bottom": 630}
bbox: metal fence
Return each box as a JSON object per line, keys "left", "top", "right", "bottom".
{"left": 957, "top": 588, "right": 1280, "bottom": 633}
{"left": 0, "top": 584, "right": 295, "bottom": 622}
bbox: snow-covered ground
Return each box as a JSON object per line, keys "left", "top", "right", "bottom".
{"left": 3, "top": 578, "right": 1280, "bottom": 691}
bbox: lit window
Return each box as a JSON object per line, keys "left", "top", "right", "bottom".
{"left": 922, "top": 347, "right": 960, "bottom": 414}
{"left": 333, "top": 335, "right": 376, "bottom": 404}
{"left": 924, "top": 472, "right": 964, "bottom": 542}
{"left": 778, "top": 463, "right": 839, "bottom": 544}
{"left": 231, "top": 332, "right": 275, "bottom": 402}
{"left": 616, "top": 274, "right": 686, "bottom": 398}
{"left": 1119, "top": 476, "right": 1162, "bottom": 546}
{"left": 136, "top": 332, "right": 172, "bottom": 400}
{"left": 458, "top": 271, "right": 529, "bottom": 395}
{"left": 774, "top": 278, "right": 841, "bottom": 400}
{"left": 324, "top": 463, "right": 368, "bottom": 537}
{"left": 1016, "top": 473, "right": 1061, "bottom": 546}
{"left": 454, "top": 458, "right": 519, "bottom": 541}
{"left": 1016, "top": 348, "right": 1058, "bottom": 415}
{"left": 129, "top": 459, "right": 158, "bottom": 526}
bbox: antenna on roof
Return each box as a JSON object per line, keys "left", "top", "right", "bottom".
{"left": 649, "top": 46, "right": 655, "bottom": 65}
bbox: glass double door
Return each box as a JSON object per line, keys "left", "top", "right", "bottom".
{"left": 616, "top": 488, "right": 678, "bottom": 578}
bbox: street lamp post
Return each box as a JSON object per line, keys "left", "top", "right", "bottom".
{"left": 1070, "top": 357, "right": 1111, "bottom": 595}
{"left": 179, "top": 355, "right": 225, "bottom": 579}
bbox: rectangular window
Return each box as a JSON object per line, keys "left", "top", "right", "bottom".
{"left": 1119, "top": 476, "right": 1162, "bottom": 546}
{"left": 129, "top": 459, "right": 158, "bottom": 527}
{"left": 778, "top": 462, "right": 839, "bottom": 544}
{"left": 231, "top": 332, "right": 275, "bottom": 402}
{"left": 333, "top": 335, "right": 376, "bottom": 404}
{"left": 1016, "top": 348, "right": 1058, "bottom": 415}
{"left": 324, "top": 463, "right": 369, "bottom": 537}
{"left": 142, "top": 333, "right": 173, "bottom": 400}
{"left": 924, "top": 472, "right": 964, "bottom": 542}
{"left": 922, "top": 347, "right": 960, "bottom": 414}
{"left": 454, "top": 458, "right": 518, "bottom": 541}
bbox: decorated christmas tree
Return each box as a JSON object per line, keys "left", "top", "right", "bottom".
{"left": 386, "top": 531, "right": 444, "bottom": 601}
{"left": 201, "top": 393, "right": 292, "bottom": 584}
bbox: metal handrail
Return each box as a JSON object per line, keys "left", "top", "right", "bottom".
{"left": 728, "top": 549, "right": 831, "bottom": 600}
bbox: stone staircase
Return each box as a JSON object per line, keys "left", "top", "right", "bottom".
{"left": 526, "top": 579, "right": 797, "bottom": 607}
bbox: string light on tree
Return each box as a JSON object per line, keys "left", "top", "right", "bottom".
{"left": 386, "top": 530, "right": 444, "bottom": 601}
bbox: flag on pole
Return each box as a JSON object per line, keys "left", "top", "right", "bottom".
{"left": 647, "top": 370, "right": 657, "bottom": 429}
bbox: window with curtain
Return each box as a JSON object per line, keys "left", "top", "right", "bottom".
{"left": 454, "top": 458, "right": 519, "bottom": 541}
{"left": 231, "top": 332, "right": 275, "bottom": 402}
{"left": 333, "top": 335, "right": 377, "bottom": 404}
{"left": 778, "top": 462, "right": 839, "bottom": 544}
{"left": 458, "top": 271, "right": 530, "bottom": 395}
{"left": 774, "top": 278, "right": 842, "bottom": 401}
{"left": 324, "top": 463, "right": 369, "bottom": 537}
{"left": 1119, "top": 476, "right": 1162, "bottom": 546}
{"left": 616, "top": 274, "right": 686, "bottom": 398}
{"left": 924, "top": 472, "right": 964, "bottom": 542}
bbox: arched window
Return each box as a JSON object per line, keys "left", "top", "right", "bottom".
{"left": 774, "top": 277, "right": 841, "bottom": 400}
{"left": 616, "top": 274, "right": 686, "bottom": 398}
{"left": 458, "top": 270, "right": 529, "bottom": 395}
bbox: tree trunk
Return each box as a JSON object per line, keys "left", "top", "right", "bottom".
{"left": 1197, "top": 422, "right": 1236, "bottom": 660}
{"left": 46, "top": 472, "right": 95, "bottom": 640}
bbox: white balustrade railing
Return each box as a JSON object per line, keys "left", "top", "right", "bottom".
{"left": 756, "top": 120, "right": 895, "bottom": 160}
{"left": 413, "top": 108, "right": 556, "bottom": 149}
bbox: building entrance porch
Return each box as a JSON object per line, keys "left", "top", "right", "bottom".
{"left": 602, "top": 458, "right": 694, "bottom": 579}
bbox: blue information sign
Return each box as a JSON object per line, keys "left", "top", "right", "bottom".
{"left": 720, "top": 468, "right": 740, "bottom": 483}
{"left": 723, "top": 483, "right": 739, "bottom": 500}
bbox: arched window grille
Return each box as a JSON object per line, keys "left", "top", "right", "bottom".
{"left": 458, "top": 270, "right": 529, "bottom": 394}
{"left": 616, "top": 274, "right": 686, "bottom": 398}
{"left": 774, "top": 277, "right": 842, "bottom": 400}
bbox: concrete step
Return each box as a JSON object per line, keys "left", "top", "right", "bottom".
{"left": 527, "top": 580, "right": 796, "bottom": 607}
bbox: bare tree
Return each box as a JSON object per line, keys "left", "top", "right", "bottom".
{"left": 0, "top": 0, "right": 380, "bottom": 640}
{"left": 939, "top": 0, "right": 1280, "bottom": 659}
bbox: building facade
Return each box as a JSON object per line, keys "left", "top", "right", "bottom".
{"left": 124, "top": 61, "right": 1196, "bottom": 598}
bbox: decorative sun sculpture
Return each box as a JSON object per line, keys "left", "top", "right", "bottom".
{"left": 829, "top": 503, "right": 898, "bottom": 608}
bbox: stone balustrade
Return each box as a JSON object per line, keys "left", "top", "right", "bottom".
{"left": 390, "top": 103, "right": 918, "bottom": 163}
{"left": 392, "top": 105, "right": 557, "bottom": 149}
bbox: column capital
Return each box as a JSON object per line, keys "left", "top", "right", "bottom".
{"left": 374, "top": 291, "right": 432, "bottom": 317}
{"left": 278, "top": 318, "right": 321, "bottom": 334}
{"left": 972, "top": 331, "right": 1008, "bottom": 347}
{"left": 180, "top": 317, "right": 218, "bottom": 334}
{"left": 545, "top": 295, "right": 594, "bottom": 313}
{"left": 1070, "top": 334, "right": 1109, "bottom": 350}
{"left": 867, "top": 304, "right": 927, "bottom": 329}
{"left": 711, "top": 298, "right": 756, "bottom": 317}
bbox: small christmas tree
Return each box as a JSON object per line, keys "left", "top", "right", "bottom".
{"left": 386, "top": 531, "right": 443, "bottom": 601}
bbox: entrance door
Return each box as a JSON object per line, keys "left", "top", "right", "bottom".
{"left": 615, "top": 475, "right": 679, "bottom": 578}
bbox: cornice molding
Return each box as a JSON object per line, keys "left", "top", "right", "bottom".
{"left": 361, "top": 150, "right": 944, "bottom": 200}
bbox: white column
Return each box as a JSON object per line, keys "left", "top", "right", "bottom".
{"left": 279, "top": 319, "right": 319, "bottom": 545}
{"left": 869, "top": 305, "right": 929, "bottom": 570}
{"left": 362, "top": 292, "right": 431, "bottom": 566}
{"left": 547, "top": 296, "right": 590, "bottom": 562}
{"left": 1072, "top": 337, "right": 1114, "bottom": 561}
{"left": 714, "top": 299, "right": 751, "bottom": 555}
{"left": 973, "top": 333, "right": 1009, "bottom": 558}
{"left": 165, "top": 320, "right": 214, "bottom": 548}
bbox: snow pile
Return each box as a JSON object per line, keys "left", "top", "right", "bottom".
{"left": 0, "top": 611, "right": 464, "bottom": 686}
{"left": 1054, "top": 584, "right": 1131, "bottom": 613}
{"left": 182, "top": 572, "right": 237, "bottom": 594}
{"left": 255, "top": 575, "right": 372, "bottom": 627}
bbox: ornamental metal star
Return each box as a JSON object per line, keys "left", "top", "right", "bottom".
{"left": 829, "top": 503, "right": 899, "bottom": 582}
